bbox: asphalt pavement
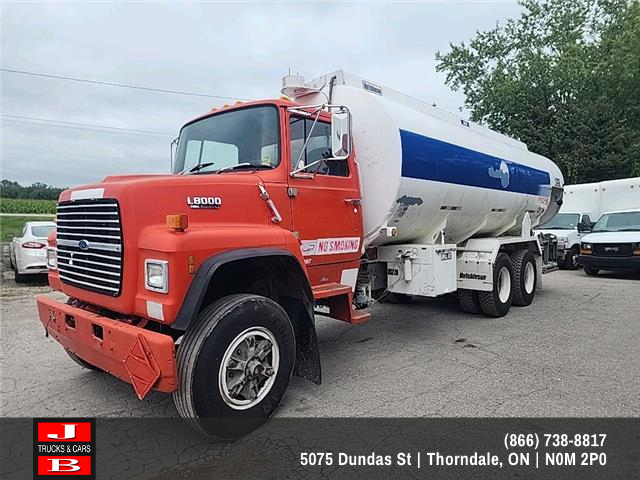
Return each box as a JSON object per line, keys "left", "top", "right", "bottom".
{"left": 1, "top": 268, "right": 639, "bottom": 418}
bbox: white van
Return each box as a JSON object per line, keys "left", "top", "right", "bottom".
{"left": 579, "top": 210, "right": 640, "bottom": 275}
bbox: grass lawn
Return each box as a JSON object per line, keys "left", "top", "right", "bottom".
{"left": 0, "top": 215, "right": 55, "bottom": 242}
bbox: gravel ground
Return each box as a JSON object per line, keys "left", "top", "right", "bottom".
{"left": 1, "top": 264, "right": 639, "bottom": 418}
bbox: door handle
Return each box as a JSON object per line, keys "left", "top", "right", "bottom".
{"left": 344, "top": 198, "right": 362, "bottom": 206}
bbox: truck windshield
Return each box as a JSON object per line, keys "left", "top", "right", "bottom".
{"left": 592, "top": 211, "right": 640, "bottom": 232}
{"left": 539, "top": 213, "right": 580, "bottom": 229}
{"left": 173, "top": 105, "right": 280, "bottom": 174}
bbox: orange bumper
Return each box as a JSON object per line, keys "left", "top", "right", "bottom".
{"left": 36, "top": 295, "right": 178, "bottom": 398}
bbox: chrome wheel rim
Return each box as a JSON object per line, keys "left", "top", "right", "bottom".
{"left": 498, "top": 266, "right": 511, "bottom": 303}
{"left": 219, "top": 327, "right": 279, "bottom": 410}
{"left": 524, "top": 262, "right": 535, "bottom": 294}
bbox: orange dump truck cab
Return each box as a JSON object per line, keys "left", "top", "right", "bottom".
{"left": 37, "top": 100, "right": 369, "bottom": 439}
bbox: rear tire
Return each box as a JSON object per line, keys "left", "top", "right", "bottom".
{"left": 14, "top": 270, "right": 26, "bottom": 283}
{"left": 458, "top": 289, "right": 482, "bottom": 314}
{"left": 511, "top": 249, "right": 537, "bottom": 306}
{"left": 584, "top": 265, "right": 600, "bottom": 276}
{"left": 174, "top": 294, "right": 295, "bottom": 440}
{"left": 563, "top": 247, "right": 580, "bottom": 270}
{"left": 65, "top": 349, "right": 99, "bottom": 370}
{"left": 478, "top": 253, "right": 513, "bottom": 317}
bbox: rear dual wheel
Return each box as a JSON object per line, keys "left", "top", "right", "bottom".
{"left": 478, "top": 253, "right": 514, "bottom": 317}
{"left": 174, "top": 294, "right": 295, "bottom": 441}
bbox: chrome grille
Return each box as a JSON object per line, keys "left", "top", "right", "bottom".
{"left": 56, "top": 199, "right": 123, "bottom": 296}
{"left": 592, "top": 243, "right": 633, "bottom": 257}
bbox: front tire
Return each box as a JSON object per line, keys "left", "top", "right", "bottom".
{"left": 479, "top": 253, "right": 513, "bottom": 317}
{"left": 174, "top": 294, "right": 295, "bottom": 440}
{"left": 562, "top": 247, "right": 580, "bottom": 270}
{"left": 511, "top": 249, "right": 537, "bottom": 306}
{"left": 584, "top": 265, "right": 600, "bottom": 276}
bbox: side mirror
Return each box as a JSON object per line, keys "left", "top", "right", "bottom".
{"left": 170, "top": 137, "right": 178, "bottom": 170}
{"left": 5, "top": 233, "right": 14, "bottom": 239}
{"left": 331, "top": 111, "right": 351, "bottom": 159}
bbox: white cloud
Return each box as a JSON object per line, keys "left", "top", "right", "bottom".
{"left": 1, "top": 1, "right": 522, "bottom": 186}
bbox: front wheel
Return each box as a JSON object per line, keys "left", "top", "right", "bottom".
{"left": 584, "top": 265, "right": 600, "bottom": 276}
{"left": 563, "top": 247, "right": 580, "bottom": 270}
{"left": 478, "top": 253, "right": 513, "bottom": 317}
{"left": 174, "top": 294, "right": 295, "bottom": 440}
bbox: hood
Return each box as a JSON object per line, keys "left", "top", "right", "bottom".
{"left": 534, "top": 228, "right": 576, "bottom": 237}
{"left": 59, "top": 173, "right": 274, "bottom": 235}
{"left": 581, "top": 231, "right": 640, "bottom": 243}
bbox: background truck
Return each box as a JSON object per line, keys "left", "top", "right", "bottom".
{"left": 37, "top": 70, "right": 563, "bottom": 439}
{"left": 535, "top": 177, "right": 640, "bottom": 269}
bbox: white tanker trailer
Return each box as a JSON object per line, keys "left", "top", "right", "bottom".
{"left": 285, "top": 71, "right": 564, "bottom": 317}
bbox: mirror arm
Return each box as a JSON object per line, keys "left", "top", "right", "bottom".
{"left": 290, "top": 157, "right": 325, "bottom": 177}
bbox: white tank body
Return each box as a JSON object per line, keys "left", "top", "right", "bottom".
{"left": 298, "top": 71, "right": 564, "bottom": 246}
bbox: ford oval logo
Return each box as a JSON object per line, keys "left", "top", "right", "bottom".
{"left": 78, "top": 239, "right": 90, "bottom": 251}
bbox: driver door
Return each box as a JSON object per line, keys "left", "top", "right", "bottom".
{"left": 286, "top": 114, "right": 363, "bottom": 284}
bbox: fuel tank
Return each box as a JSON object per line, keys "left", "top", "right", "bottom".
{"left": 297, "top": 71, "right": 564, "bottom": 246}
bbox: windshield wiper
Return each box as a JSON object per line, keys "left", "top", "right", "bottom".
{"left": 614, "top": 228, "right": 640, "bottom": 232}
{"left": 217, "top": 163, "right": 273, "bottom": 174}
{"left": 181, "top": 162, "right": 215, "bottom": 174}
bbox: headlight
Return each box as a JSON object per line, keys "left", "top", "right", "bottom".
{"left": 46, "top": 248, "right": 57, "bottom": 269}
{"left": 580, "top": 243, "right": 592, "bottom": 255}
{"left": 145, "top": 259, "right": 168, "bottom": 293}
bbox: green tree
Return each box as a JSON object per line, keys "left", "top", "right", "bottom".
{"left": 436, "top": 0, "right": 640, "bottom": 184}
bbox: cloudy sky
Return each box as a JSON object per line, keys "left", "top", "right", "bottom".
{"left": 1, "top": 1, "right": 522, "bottom": 188}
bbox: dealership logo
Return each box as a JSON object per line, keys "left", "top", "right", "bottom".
{"left": 488, "top": 160, "right": 510, "bottom": 188}
{"left": 78, "top": 240, "right": 90, "bottom": 251}
{"left": 33, "top": 418, "right": 96, "bottom": 479}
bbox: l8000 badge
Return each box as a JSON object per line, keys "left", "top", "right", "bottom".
{"left": 187, "top": 196, "right": 222, "bottom": 209}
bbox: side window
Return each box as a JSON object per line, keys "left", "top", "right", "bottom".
{"left": 289, "top": 117, "right": 348, "bottom": 177}
{"left": 18, "top": 225, "right": 27, "bottom": 238}
{"left": 581, "top": 215, "right": 591, "bottom": 226}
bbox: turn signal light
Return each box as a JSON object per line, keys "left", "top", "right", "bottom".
{"left": 580, "top": 248, "right": 592, "bottom": 255}
{"left": 22, "top": 241, "right": 46, "bottom": 249}
{"left": 166, "top": 214, "right": 188, "bottom": 232}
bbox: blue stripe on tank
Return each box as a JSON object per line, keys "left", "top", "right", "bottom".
{"left": 399, "top": 129, "right": 550, "bottom": 196}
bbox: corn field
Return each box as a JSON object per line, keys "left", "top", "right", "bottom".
{"left": 0, "top": 198, "right": 57, "bottom": 214}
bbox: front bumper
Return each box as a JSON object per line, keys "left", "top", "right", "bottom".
{"left": 579, "top": 255, "right": 640, "bottom": 270}
{"left": 36, "top": 295, "right": 178, "bottom": 398}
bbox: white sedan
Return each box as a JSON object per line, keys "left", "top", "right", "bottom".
{"left": 9, "top": 221, "right": 56, "bottom": 283}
